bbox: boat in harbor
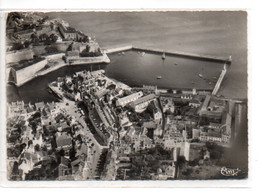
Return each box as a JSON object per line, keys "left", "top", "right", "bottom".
{"left": 157, "top": 76, "right": 162, "bottom": 79}
{"left": 122, "top": 52, "right": 125, "bottom": 55}
{"left": 198, "top": 74, "right": 203, "bottom": 78}
{"left": 162, "top": 52, "right": 166, "bottom": 60}
{"left": 141, "top": 52, "right": 145, "bottom": 56}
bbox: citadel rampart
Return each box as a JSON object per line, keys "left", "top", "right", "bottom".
{"left": 11, "top": 59, "right": 48, "bottom": 86}
{"left": 6, "top": 49, "right": 34, "bottom": 63}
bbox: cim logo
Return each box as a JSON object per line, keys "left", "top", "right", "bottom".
{"left": 221, "top": 167, "right": 241, "bottom": 176}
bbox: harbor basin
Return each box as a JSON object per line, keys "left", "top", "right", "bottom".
{"left": 7, "top": 50, "right": 224, "bottom": 103}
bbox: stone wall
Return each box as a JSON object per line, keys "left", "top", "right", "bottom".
{"left": 6, "top": 49, "right": 34, "bottom": 63}
{"left": 14, "top": 59, "right": 48, "bottom": 86}
{"left": 45, "top": 53, "right": 65, "bottom": 60}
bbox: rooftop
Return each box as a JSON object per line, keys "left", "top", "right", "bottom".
{"left": 131, "top": 94, "right": 156, "bottom": 106}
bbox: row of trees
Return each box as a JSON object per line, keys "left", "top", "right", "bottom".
{"left": 10, "top": 33, "right": 58, "bottom": 51}
{"left": 80, "top": 45, "right": 102, "bottom": 57}
{"left": 31, "top": 33, "right": 58, "bottom": 45}
{"left": 11, "top": 40, "right": 31, "bottom": 51}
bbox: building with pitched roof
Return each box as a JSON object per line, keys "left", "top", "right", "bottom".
{"left": 129, "top": 94, "right": 156, "bottom": 112}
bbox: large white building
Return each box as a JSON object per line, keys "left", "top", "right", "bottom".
{"left": 129, "top": 94, "right": 156, "bottom": 112}
{"left": 116, "top": 91, "right": 143, "bottom": 107}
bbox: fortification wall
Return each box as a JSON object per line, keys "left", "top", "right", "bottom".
{"left": 15, "top": 59, "right": 47, "bottom": 86}
{"left": 46, "top": 53, "right": 65, "bottom": 60}
{"left": 69, "top": 53, "right": 110, "bottom": 65}
{"left": 6, "top": 49, "right": 34, "bottom": 63}
{"left": 33, "top": 46, "right": 46, "bottom": 55}
{"left": 33, "top": 43, "right": 70, "bottom": 56}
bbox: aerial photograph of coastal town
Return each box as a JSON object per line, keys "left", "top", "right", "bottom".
{"left": 5, "top": 11, "right": 247, "bottom": 181}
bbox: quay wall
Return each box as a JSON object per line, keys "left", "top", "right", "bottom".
{"left": 132, "top": 46, "right": 231, "bottom": 64}
{"left": 48, "top": 85, "right": 63, "bottom": 100}
{"left": 103, "top": 44, "right": 231, "bottom": 63}
{"left": 14, "top": 59, "right": 48, "bottom": 86}
{"left": 212, "top": 64, "right": 227, "bottom": 95}
{"left": 6, "top": 49, "right": 34, "bottom": 63}
{"left": 103, "top": 45, "right": 133, "bottom": 54}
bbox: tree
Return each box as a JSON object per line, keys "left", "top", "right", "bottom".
{"left": 34, "top": 144, "right": 40, "bottom": 152}
{"left": 85, "top": 45, "right": 90, "bottom": 52}
{"left": 33, "top": 38, "right": 40, "bottom": 46}
{"left": 31, "top": 33, "right": 37, "bottom": 40}
{"left": 177, "top": 156, "right": 186, "bottom": 168}
{"left": 6, "top": 12, "right": 22, "bottom": 29}
{"left": 80, "top": 45, "right": 91, "bottom": 57}
{"left": 66, "top": 43, "right": 73, "bottom": 51}
{"left": 11, "top": 42, "right": 24, "bottom": 50}
{"left": 39, "top": 33, "right": 48, "bottom": 42}
{"left": 24, "top": 40, "right": 31, "bottom": 48}
{"left": 82, "top": 36, "right": 89, "bottom": 43}
{"left": 45, "top": 46, "right": 58, "bottom": 54}
{"left": 44, "top": 36, "right": 53, "bottom": 45}
{"left": 49, "top": 34, "right": 58, "bottom": 43}
{"left": 12, "top": 161, "right": 19, "bottom": 175}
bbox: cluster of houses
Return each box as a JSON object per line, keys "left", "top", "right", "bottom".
{"left": 7, "top": 68, "right": 233, "bottom": 180}
{"left": 7, "top": 100, "right": 95, "bottom": 180}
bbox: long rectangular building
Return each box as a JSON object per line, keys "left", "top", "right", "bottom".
{"left": 129, "top": 94, "right": 156, "bottom": 112}
{"left": 116, "top": 91, "right": 143, "bottom": 107}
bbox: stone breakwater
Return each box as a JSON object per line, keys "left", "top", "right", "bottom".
{"left": 103, "top": 45, "right": 231, "bottom": 64}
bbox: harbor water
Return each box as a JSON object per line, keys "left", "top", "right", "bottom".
{"left": 7, "top": 50, "right": 223, "bottom": 104}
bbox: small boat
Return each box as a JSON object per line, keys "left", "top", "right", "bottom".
{"left": 198, "top": 74, "right": 203, "bottom": 78}
{"left": 157, "top": 76, "right": 162, "bottom": 79}
{"left": 174, "top": 63, "right": 178, "bottom": 66}
{"left": 162, "top": 52, "right": 166, "bottom": 60}
{"left": 141, "top": 52, "right": 145, "bottom": 56}
{"left": 122, "top": 52, "right": 125, "bottom": 55}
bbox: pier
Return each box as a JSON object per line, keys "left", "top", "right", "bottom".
{"left": 103, "top": 45, "right": 232, "bottom": 64}
{"left": 103, "top": 45, "right": 133, "bottom": 54}
{"left": 212, "top": 64, "right": 227, "bottom": 95}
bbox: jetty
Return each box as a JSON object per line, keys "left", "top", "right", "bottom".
{"left": 132, "top": 46, "right": 231, "bottom": 64}
{"left": 103, "top": 44, "right": 232, "bottom": 64}
{"left": 212, "top": 64, "right": 227, "bottom": 95}
{"left": 103, "top": 45, "right": 133, "bottom": 54}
